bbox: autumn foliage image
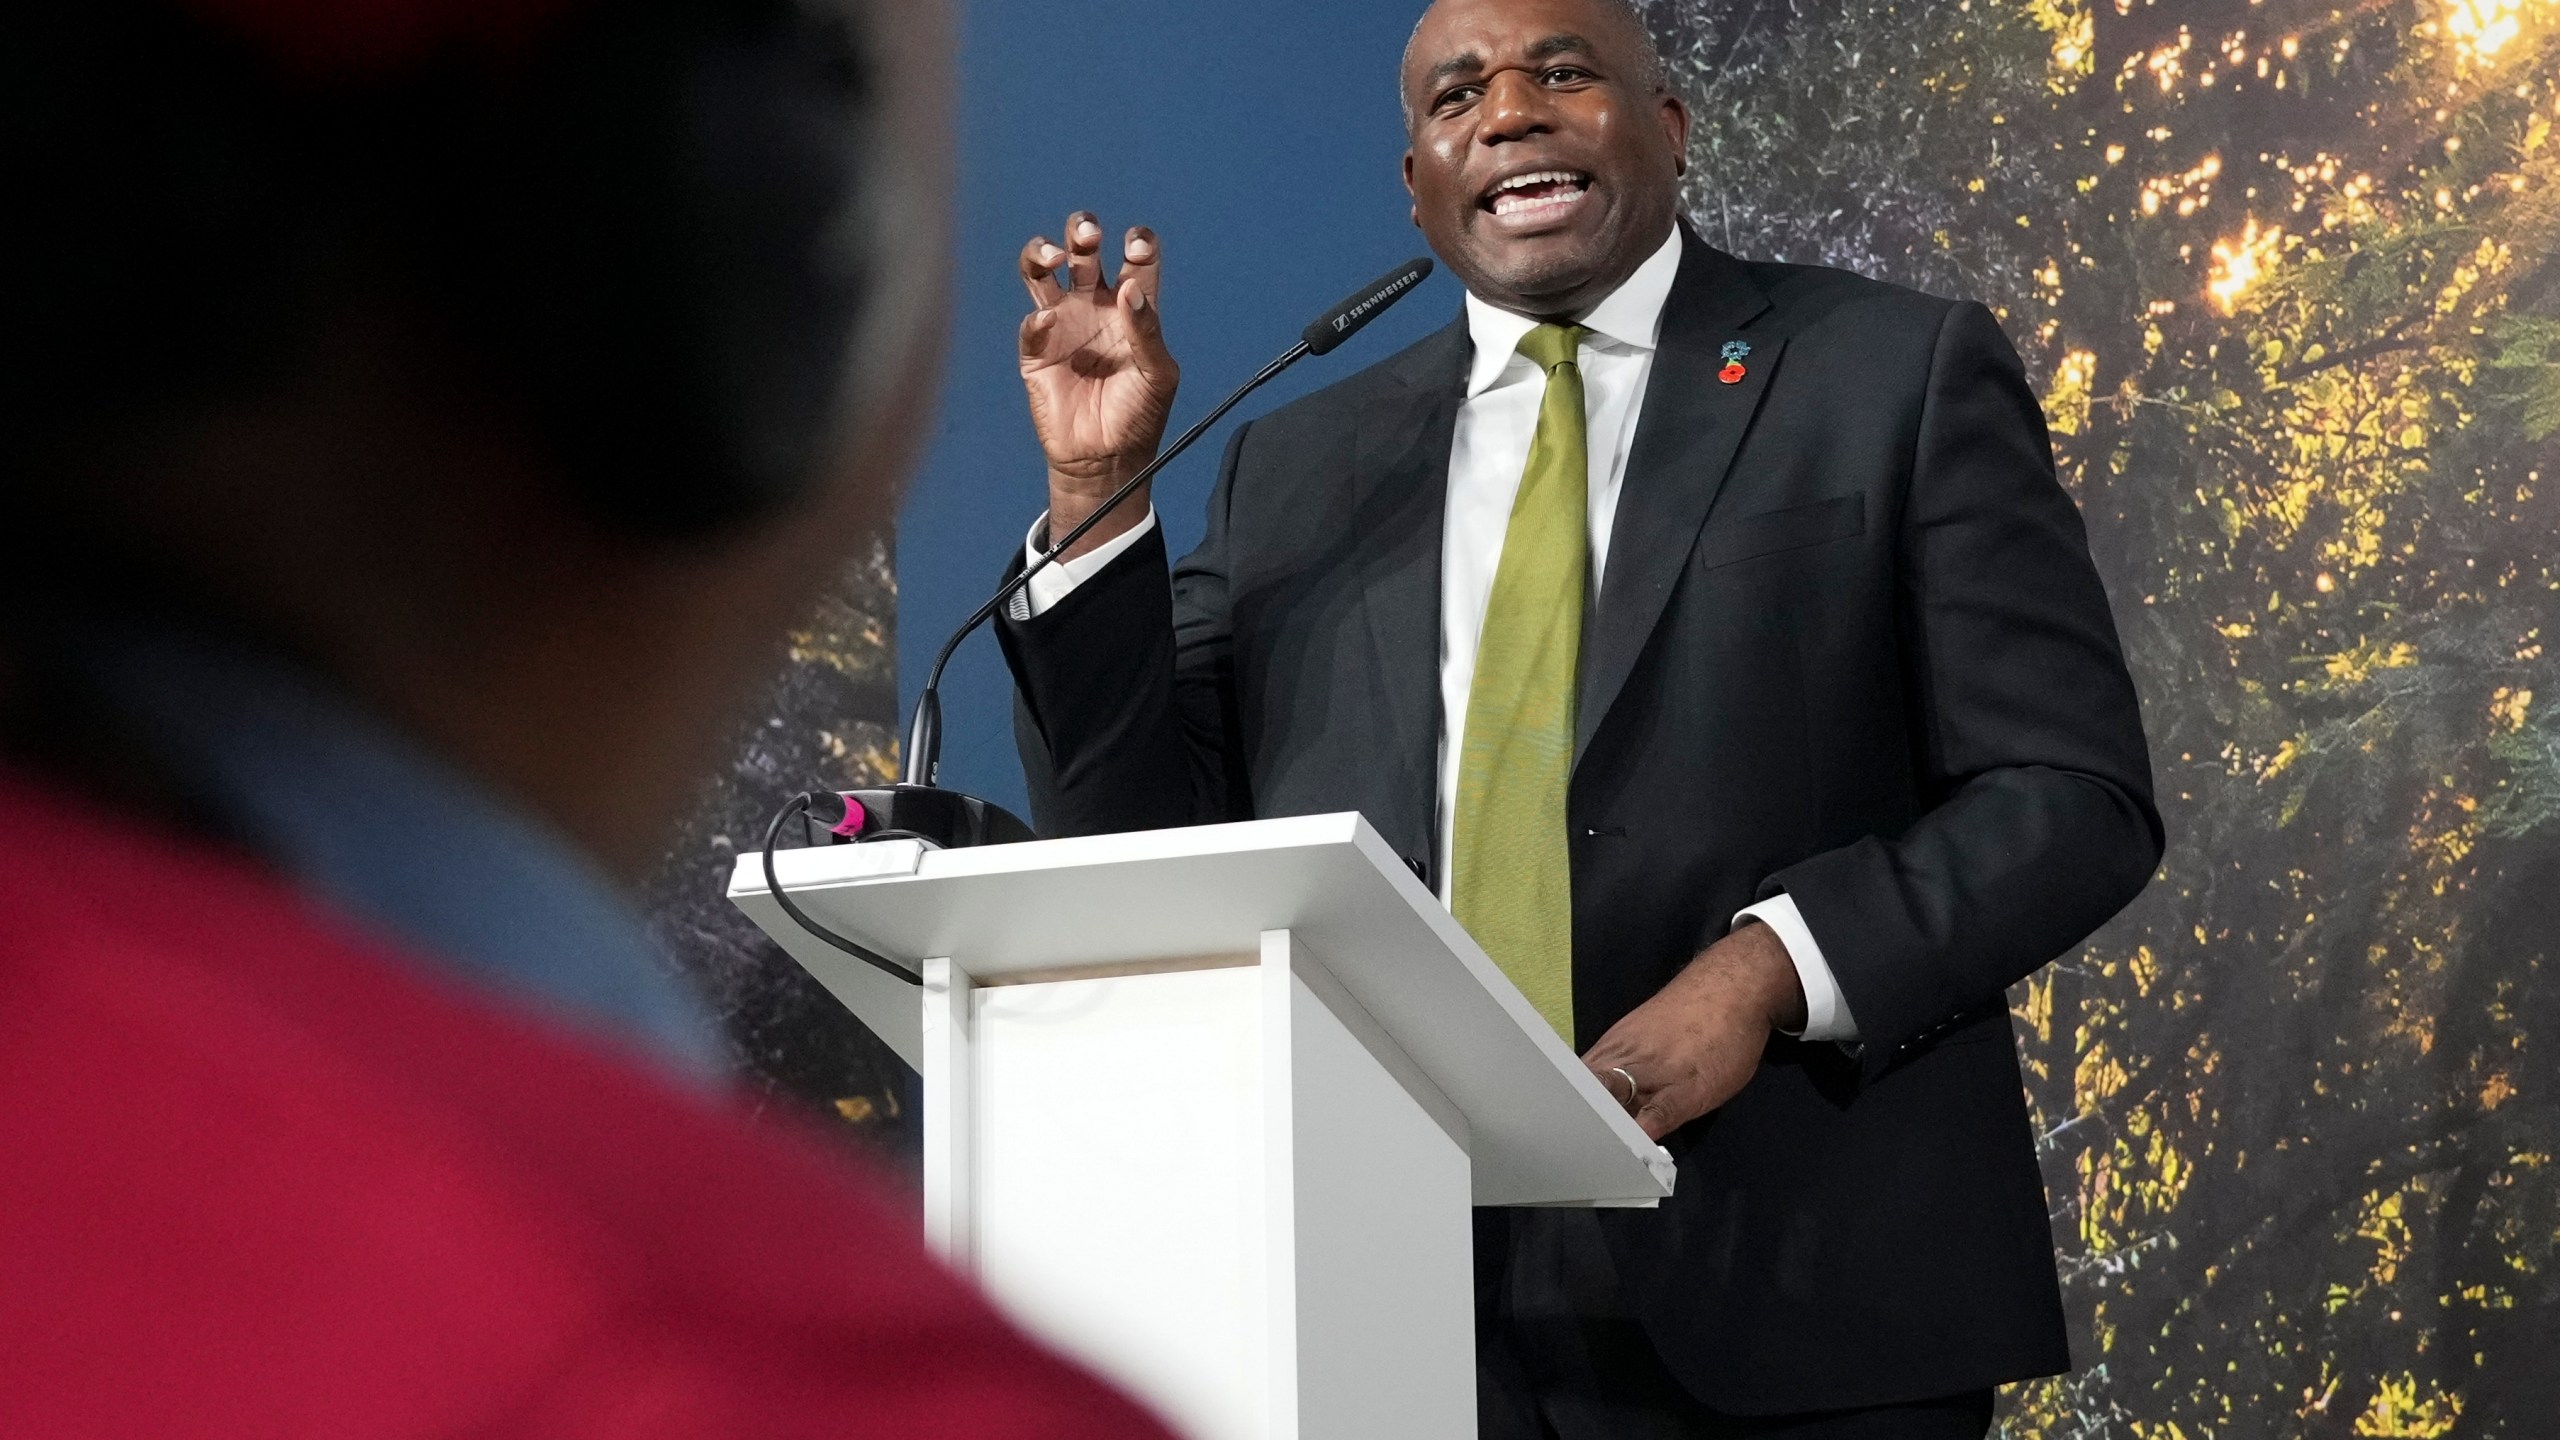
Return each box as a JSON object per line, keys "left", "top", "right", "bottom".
{"left": 1641, "top": 0, "right": 2560, "bottom": 1431}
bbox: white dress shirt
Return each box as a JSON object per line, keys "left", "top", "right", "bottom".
{"left": 1018, "top": 226, "right": 1858, "bottom": 1041}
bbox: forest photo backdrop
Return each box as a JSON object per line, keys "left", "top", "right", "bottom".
{"left": 1653, "top": 0, "right": 2559, "bottom": 1431}
{"left": 641, "top": 0, "right": 2560, "bottom": 1433}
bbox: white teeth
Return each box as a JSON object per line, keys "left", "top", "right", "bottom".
{"left": 1493, "top": 169, "right": 1585, "bottom": 195}
{"left": 1493, "top": 193, "right": 1580, "bottom": 215}
{"left": 1484, "top": 170, "right": 1590, "bottom": 216}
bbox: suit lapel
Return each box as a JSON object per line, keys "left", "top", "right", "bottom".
{"left": 1351, "top": 315, "right": 1469, "bottom": 862}
{"left": 1574, "top": 232, "right": 1780, "bottom": 765}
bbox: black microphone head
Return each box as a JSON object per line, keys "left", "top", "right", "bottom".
{"left": 1301, "top": 257, "right": 1435, "bottom": 356}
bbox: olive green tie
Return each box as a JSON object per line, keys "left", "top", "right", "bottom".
{"left": 1452, "top": 323, "right": 1589, "bottom": 1043}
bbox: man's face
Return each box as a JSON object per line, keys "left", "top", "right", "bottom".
{"left": 1400, "top": 0, "right": 1688, "bottom": 318}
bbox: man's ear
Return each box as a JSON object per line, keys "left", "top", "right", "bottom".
{"left": 1402, "top": 147, "right": 1421, "bottom": 224}
{"left": 1659, "top": 93, "right": 1690, "bottom": 174}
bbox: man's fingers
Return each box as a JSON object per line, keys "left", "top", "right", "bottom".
{"left": 1018, "top": 236, "right": 1066, "bottom": 308}
{"left": 1121, "top": 226, "right": 1163, "bottom": 305}
{"left": 1633, "top": 1074, "right": 1702, "bottom": 1139}
{"left": 1583, "top": 1047, "right": 1655, "bottom": 1116}
{"left": 1582, "top": 1048, "right": 1632, "bottom": 1098}
{"left": 1638, "top": 1076, "right": 1699, "bottom": 1132}
{"left": 1590, "top": 1063, "right": 1639, "bottom": 1112}
{"left": 1064, "top": 212, "right": 1104, "bottom": 293}
{"left": 1118, "top": 273, "right": 1181, "bottom": 400}
{"left": 1018, "top": 306, "right": 1058, "bottom": 360}
{"left": 1117, "top": 278, "right": 1159, "bottom": 336}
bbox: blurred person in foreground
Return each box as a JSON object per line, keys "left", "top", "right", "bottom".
{"left": 0, "top": 2, "right": 1175, "bottom": 1435}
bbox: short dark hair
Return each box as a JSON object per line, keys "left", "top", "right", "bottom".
{"left": 1398, "top": 0, "right": 1669, "bottom": 131}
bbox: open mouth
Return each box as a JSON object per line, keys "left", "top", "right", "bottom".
{"left": 1480, "top": 169, "right": 1592, "bottom": 220}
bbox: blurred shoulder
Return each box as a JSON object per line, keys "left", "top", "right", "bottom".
{"left": 0, "top": 771, "right": 1170, "bottom": 1439}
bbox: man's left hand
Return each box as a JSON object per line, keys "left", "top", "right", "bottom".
{"left": 1582, "top": 921, "right": 1808, "bottom": 1141}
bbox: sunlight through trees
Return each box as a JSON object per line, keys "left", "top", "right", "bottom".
{"left": 1651, "top": 0, "right": 2560, "bottom": 1429}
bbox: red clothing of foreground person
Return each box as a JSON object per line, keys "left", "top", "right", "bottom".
{"left": 0, "top": 773, "right": 1173, "bottom": 1440}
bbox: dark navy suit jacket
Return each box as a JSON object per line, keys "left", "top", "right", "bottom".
{"left": 998, "top": 228, "right": 2163, "bottom": 1412}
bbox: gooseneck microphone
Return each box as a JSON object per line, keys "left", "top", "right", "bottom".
{"left": 1301, "top": 255, "right": 1433, "bottom": 355}
{"left": 761, "top": 256, "right": 1436, "bottom": 981}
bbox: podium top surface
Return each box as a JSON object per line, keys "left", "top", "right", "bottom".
{"left": 729, "top": 813, "right": 1672, "bottom": 1206}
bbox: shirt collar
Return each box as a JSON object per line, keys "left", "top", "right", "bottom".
{"left": 85, "top": 627, "right": 729, "bottom": 1083}
{"left": 1460, "top": 223, "right": 1685, "bottom": 398}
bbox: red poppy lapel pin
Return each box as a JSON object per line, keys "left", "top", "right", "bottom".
{"left": 1718, "top": 340, "right": 1750, "bottom": 385}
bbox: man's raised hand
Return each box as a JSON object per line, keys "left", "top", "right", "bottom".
{"left": 1019, "top": 213, "right": 1179, "bottom": 558}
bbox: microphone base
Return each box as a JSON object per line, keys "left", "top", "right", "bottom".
{"left": 844, "top": 784, "right": 1033, "bottom": 850}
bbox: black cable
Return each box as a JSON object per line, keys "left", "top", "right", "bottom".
{"left": 760, "top": 793, "right": 920, "bottom": 984}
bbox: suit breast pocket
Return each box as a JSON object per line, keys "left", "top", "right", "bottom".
{"left": 1695, "top": 494, "right": 1865, "bottom": 570}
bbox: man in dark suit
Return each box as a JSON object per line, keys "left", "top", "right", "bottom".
{"left": 992, "top": 0, "right": 2163, "bottom": 1433}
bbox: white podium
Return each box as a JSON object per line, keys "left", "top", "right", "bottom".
{"left": 730, "top": 813, "right": 1672, "bottom": 1440}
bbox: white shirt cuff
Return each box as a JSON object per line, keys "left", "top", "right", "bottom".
{"left": 1734, "top": 894, "right": 1859, "bottom": 1043}
{"left": 1015, "top": 507, "right": 1159, "bottom": 619}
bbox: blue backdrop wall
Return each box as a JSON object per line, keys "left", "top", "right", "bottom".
{"left": 901, "top": 0, "right": 1457, "bottom": 816}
